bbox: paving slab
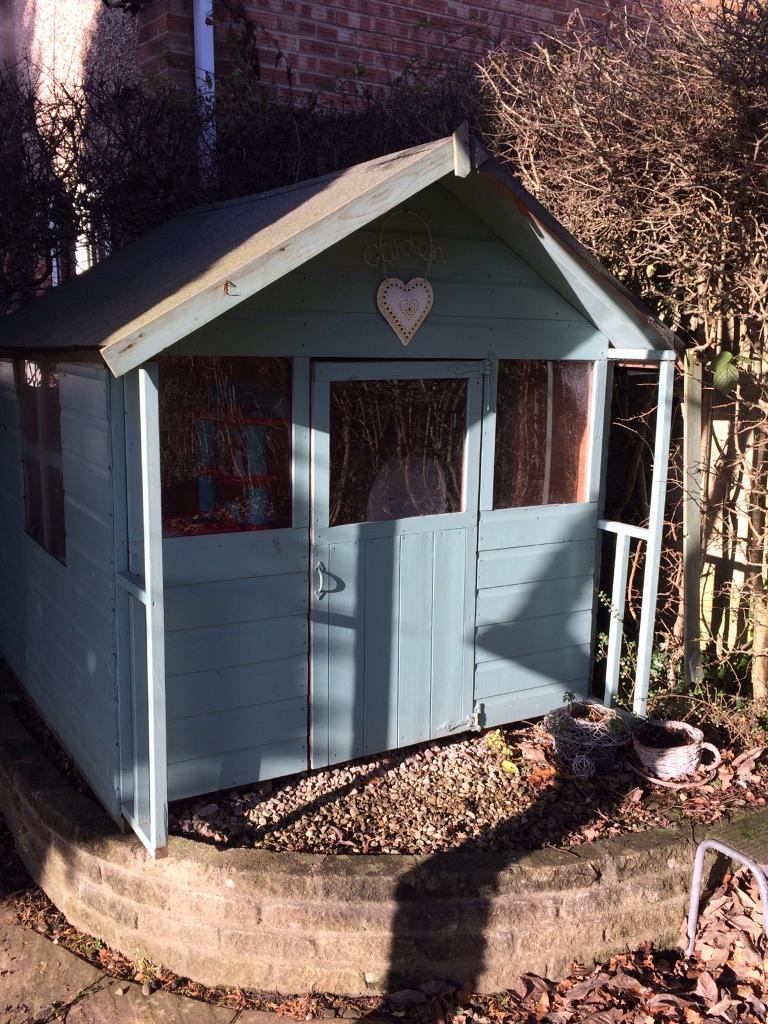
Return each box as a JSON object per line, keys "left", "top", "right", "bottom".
{"left": 0, "top": 903, "right": 105, "bottom": 1024}
{"left": 67, "top": 980, "right": 239, "bottom": 1024}
{"left": 0, "top": 897, "right": 363, "bottom": 1024}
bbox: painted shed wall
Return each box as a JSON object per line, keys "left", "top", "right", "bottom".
{"left": 163, "top": 530, "right": 308, "bottom": 800}
{"left": 475, "top": 504, "right": 595, "bottom": 725}
{"left": 162, "top": 183, "right": 607, "bottom": 797}
{"left": 0, "top": 359, "right": 120, "bottom": 818}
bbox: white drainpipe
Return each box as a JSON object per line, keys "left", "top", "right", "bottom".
{"left": 192, "top": 0, "right": 215, "bottom": 96}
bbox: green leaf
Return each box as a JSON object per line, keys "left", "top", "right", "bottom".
{"left": 501, "top": 759, "right": 520, "bottom": 776}
{"left": 711, "top": 351, "right": 739, "bottom": 393}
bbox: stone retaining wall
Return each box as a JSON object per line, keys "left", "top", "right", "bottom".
{"left": 2, "top": 693, "right": 766, "bottom": 996}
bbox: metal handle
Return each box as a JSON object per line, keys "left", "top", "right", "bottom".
{"left": 314, "top": 561, "right": 328, "bottom": 599}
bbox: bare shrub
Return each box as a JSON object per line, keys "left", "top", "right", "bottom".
{"left": 481, "top": 1, "right": 768, "bottom": 698}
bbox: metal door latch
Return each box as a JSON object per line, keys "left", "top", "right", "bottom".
{"left": 437, "top": 704, "right": 484, "bottom": 735}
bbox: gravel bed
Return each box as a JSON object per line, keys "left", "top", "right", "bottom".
{"left": 169, "top": 724, "right": 768, "bottom": 855}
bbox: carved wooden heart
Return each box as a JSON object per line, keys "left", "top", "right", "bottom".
{"left": 376, "top": 276, "right": 434, "bottom": 347}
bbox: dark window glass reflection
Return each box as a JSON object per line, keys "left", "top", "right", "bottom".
{"left": 329, "top": 378, "right": 467, "bottom": 526}
{"left": 158, "top": 356, "right": 292, "bottom": 538}
{"left": 493, "top": 360, "right": 592, "bottom": 509}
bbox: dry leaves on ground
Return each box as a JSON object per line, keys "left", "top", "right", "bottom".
{"left": 168, "top": 727, "right": 768, "bottom": 857}
{"left": 459, "top": 866, "right": 768, "bottom": 1023}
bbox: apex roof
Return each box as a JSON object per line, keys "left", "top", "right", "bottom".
{"left": 2, "top": 126, "right": 676, "bottom": 376}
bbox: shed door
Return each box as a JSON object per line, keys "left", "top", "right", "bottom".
{"left": 310, "top": 361, "right": 483, "bottom": 768}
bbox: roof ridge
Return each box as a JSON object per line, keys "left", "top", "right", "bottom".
{"left": 174, "top": 137, "right": 452, "bottom": 220}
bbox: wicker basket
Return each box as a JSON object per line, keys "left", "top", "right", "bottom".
{"left": 632, "top": 720, "right": 720, "bottom": 781}
{"left": 544, "top": 701, "right": 631, "bottom": 778}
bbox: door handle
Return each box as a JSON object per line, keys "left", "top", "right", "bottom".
{"left": 314, "top": 561, "right": 329, "bottom": 599}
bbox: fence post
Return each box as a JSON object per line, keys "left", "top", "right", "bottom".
{"left": 683, "top": 350, "right": 704, "bottom": 686}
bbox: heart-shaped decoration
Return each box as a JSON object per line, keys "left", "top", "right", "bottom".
{"left": 376, "top": 276, "right": 434, "bottom": 347}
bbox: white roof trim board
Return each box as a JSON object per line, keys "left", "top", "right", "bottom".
{"left": 2, "top": 126, "right": 676, "bottom": 377}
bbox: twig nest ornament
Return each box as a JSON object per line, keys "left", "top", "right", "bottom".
{"left": 377, "top": 276, "right": 434, "bottom": 346}
{"left": 543, "top": 701, "right": 631, "bottom": 778}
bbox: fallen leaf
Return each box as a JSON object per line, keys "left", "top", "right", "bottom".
{"left": 734, "top": 886, "right": 758, "bottom": 911}
{"left": 707, "top": 996, "right": 739, "bottom": 1018}
{"left": 695, "top": 971, "right": 719, "bottom": 1006}
{"left": 702, "top": 896, "right": 730, "bottom": 918}
{"left": 518, "top": 741, "right": 548, "bottom": 763}
{"left": 731, "top": 913, "right": 762, "bottom": 937}
{"left": 649, "top": 993, "right": 693, "bottom": 1011}
{"left": 604, "top": 971, "right": 649, "bottom": 998}
{"left": 419, "top": 980, "right": 455, "bottom": 996}
{"left": 564, "top": 973, "right": 612, "bottom": 1001}
{"left": 733, "top": 746, "right": 766, "bottom": 775}
{"left": 388, "top": 989, "right": 427, "bottom": 1007}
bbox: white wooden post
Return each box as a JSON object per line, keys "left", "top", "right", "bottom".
{"left": 683, "top": 350, "right": 704, "bottom": 685}
{"left": 604, "top": 532, "right": 631, "bottom": 707}
{"left": 137, "top": 365, "right": 168, "bottom": 856}
{"left": 633, "top": 356, "right": 675, "bottom": 715}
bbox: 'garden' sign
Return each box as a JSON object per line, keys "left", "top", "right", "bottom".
{"left": 368, "top": 210, "right": 438, "bottom": 347}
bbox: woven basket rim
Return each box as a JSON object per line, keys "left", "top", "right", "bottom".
{"left": 544, "top": 702, "right": 631, "bottom": 748}
{"left": 633, "top": 719, "right": 703, "bottom": 753}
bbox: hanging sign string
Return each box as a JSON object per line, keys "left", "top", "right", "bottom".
{"left": 364, "top": 209, "right": 439, "bottom": 278}
{"left": 374, "top": 209, "right": 436, "bottom": 348}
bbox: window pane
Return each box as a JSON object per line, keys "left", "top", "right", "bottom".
{"left": 0, "top": 359, "right": 14, "bottom": 389}
{"left": 41, "top": 364, "right": 62, "bottom": 453}
{"left": 46, "top": 466, "right": 66, "bottom": 563}
{"left": 17, "top": 356, "right": 66, "bottom": 563}
{"left": 22, "top": 455, "right": 44, "bottom": 545}
{"left": 158, "top": 356, "right": 292, "bottom": 538}
{"left": 18, "top": 359, "right": 41, "bottom": 444}
{"left": 549, "top": 362, "right": 592, "bottom": 505}
{"left": 329, "top": 378, "right": 467, "bottom": 527}
{"left": 493, "top": 361, "right": 549, "bottom": 509}
{"left": 494, "top": 360, "right": 592, "bottom": 509}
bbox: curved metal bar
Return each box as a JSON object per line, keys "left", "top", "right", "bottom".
{"left": 313, "top": 562, "right": 329, "bottom": 600}
{"left": 686, "top": 839, "right": 768, "bottom": 957}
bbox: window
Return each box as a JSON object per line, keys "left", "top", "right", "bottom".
{"left": 329, "top": 378, "right": 467, "bottom": 526}
{"left": 158, "top": 356, "right": 292, "bottom": 538}
{"left": 493, "top": 360, "right": 592, "bottom": 509}
{"left": 16, "top": 357, "right": 66, "bottom": 563}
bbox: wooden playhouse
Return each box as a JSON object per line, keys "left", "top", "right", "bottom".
{"left": 0, "top": 129, "right": 676, "bottom": 855}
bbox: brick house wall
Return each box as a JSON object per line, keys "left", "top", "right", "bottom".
{"left": 210, "top": 0, "right": 623, "bottom": 96}
{"left": 137, "top": 0, "right": 195, "bottom": 87}
{"left": 9, "top": 1, "right": 637, "bottom": 98}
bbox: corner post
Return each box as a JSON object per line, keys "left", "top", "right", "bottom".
{"left": 633, "top": 355, "right": 675, "bottom": 715}
{"left": 137, "top": 364, "right": 168, "bottom": 857}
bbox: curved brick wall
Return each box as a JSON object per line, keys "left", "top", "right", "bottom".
{"left": 2, "top": 694, "right": 763, "bottom": 995}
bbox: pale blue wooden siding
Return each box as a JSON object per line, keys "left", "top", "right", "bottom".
{"left": 163, "top": 529, "right": 308, "bottom": 800}
{"left": 474, "top": 504, "right": 597, "bottom": 727}
{"left": 0, "top": 359, "right": 120, "bottom": 818}
{"left": 172, "top": 184, "right": 607, "bottom": 363}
